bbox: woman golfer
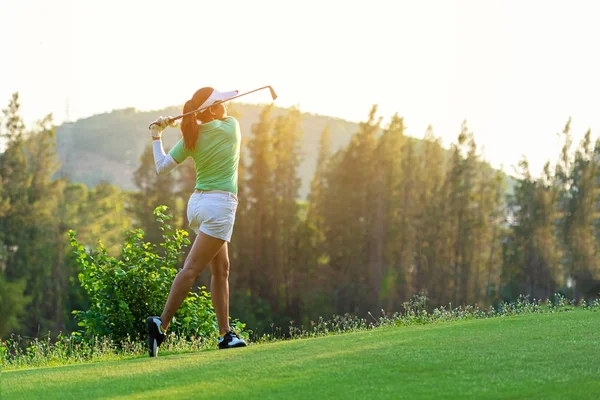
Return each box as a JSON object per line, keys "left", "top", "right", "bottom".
{"left": 146, "top": 87, "right": 246, "bottom": 356}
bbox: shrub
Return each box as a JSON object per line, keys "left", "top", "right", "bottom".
{"left": 69, "top": 206, "right": 217, "bottom": 343}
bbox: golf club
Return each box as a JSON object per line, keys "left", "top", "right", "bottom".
{"left": 149, "top": 85, "right": 277, "bottom": 129}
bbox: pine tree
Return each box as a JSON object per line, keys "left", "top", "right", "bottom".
{"left": 503, "top": 158, "right": 562, "bottom": 299}
{"left": 413, "top": 126, "right": 450, "bottom": 306}
{"left": 564, "top": 128, "right": 600, "bottom": 295}
{"left": 0, "top": 94, "right": 35, "bottom": 335}
{"left": 482, "top": 169, "right": 506, "bottom": 302}
{"left": 444, "top": 122, "right": 478, "bottom": 305}
{"left": 394, "top": 134, "right": 420, "bottom": 303}
{"left": 23, "top": 115, "right": 65, "bottom": 333}
{"left": 0, "top": 93, "right": 31, "bottom": 336}
{"left": 370, "top": 114, "right": 405, "bottom": 308}
{"left": 0, "top": 98, "right": 76, "bottom": 335}
{"left": 246, "top": 104, "right": 276, "bottom": 301}
{"left": 298, "top": 125, "right": 334, "bottom": 322}
{"left": 470, "top": 150, "right": 504, "bottom": 304}
{"left": 554, "top": 118, "right": 573, "bottom": 275}
{"left": 0, "top": 93, "right": 31, "bottom": 282}
{"left": 322, "top": 105, "right": 379, "bottom": 313}
{"left": 271, "top": 107, "right": 303, "bottom": 313}
{"left": 307, "top": 126, "right": 331, "bottom": 228}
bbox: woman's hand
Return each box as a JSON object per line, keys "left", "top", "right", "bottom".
{"left": 149, "top": 116, "right": 177, "bottom": 139}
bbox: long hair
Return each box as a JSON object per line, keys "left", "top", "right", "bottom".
{"left": 181, "top": 87, "right": 214, "bottom": 151}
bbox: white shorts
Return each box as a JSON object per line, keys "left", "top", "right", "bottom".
{"left": 187, "top": 191, "right": 238, "bottom": 242}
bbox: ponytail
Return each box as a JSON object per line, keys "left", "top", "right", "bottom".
{"left": 181, "top": 99, "right": 199, "bottom": 151}
{"left": 180, "top": 87, "right": 215, "bottom": 151}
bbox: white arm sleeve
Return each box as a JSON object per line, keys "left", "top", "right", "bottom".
{"left": 152, "top": 140, "right": 179, "bottom": 175}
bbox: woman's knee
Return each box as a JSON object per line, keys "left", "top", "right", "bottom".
{"left": 211, "top": 259, "right": 230, "bottom": 280}
{"left": 177, "top": 266, "right": 195, "bottom": 281}
{"left": 181, "top": 258, "right": 205, "bottom": 279}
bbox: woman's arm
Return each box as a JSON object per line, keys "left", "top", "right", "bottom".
{"left": 152, "top": 139, "right": 180, "bottom": 175}
{"left": 149, "top": 116, "right": 181, "bottom": 175}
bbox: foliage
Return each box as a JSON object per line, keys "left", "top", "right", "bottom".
{"left": 4, "top": 91, "right": 600, "bottom": 353}
{"left": 69, "top": 206, "right": 216, "bottom": 343}
{"left": 0, "top": 93, "right": 132, "bottom": 338}
{"left": 0, "top": 276, "right": 31, "bottom": 337}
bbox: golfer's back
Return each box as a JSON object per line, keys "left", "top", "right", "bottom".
{"left": 169, "top": 117, "right": 241, "bottom": 195}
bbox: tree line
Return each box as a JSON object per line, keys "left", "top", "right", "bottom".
{"left": 1, "top": 93, "right": 599, "bottom": 338}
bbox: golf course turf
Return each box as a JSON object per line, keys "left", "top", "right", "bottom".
{"left": 2, "top": 310, "right": 599, "bottom": 399}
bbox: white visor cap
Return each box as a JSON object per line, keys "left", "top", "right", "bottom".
{"left": 198, "top": 89, "right": 239, "bottom": 111}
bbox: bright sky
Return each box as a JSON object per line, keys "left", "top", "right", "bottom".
{"left": 1, "top": 0, "right": 599, "bottom": 177}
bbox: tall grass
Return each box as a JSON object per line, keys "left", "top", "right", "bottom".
{"left": 2, "top": 293, "right": 598, "bottom": 371}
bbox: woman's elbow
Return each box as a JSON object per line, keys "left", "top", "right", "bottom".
{"left": 154, "top": 157, "right": 177, "bottom": 175}
{"left": 157, "top": 164, "right": 176, "bottom": 175}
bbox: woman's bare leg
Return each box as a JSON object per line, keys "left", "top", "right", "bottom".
{"left": 160, "top": 231, "right": 225, "bottom": 330}
{"left": 209, "top": 243, "right": 230, "bottom": 334}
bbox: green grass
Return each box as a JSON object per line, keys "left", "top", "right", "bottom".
{"left": 2, "top": 310, "right": 599, "bottom": 399}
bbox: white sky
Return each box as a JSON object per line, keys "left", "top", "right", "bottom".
{"left": 1, "top": 0, "right": 599, "bottom": 177}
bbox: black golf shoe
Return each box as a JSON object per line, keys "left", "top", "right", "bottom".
{"left": 218, "top": 330, "right": 247, "bottom": 349}
{"left": 146, "top": 316, "right": 166, "bottom": 357}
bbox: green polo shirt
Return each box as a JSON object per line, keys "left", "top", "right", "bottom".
{"left": 169, "top": 117, "right": 241, "bottom": 195}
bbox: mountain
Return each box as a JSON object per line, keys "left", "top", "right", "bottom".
{"left": 54, "top": 103, "right": 515, "bottom": 198}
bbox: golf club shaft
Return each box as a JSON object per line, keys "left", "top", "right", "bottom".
{"left": 168, "top": 86, "right": 277, "bottom": 125}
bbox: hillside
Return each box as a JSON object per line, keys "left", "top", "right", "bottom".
{"left": 54, "top": 103, "right": 515, "bottom": 198}
{"left": 3, "top": 311, "right": 599, "bottom": 399}
{"left": 54, "top": 103, "right": 358, "bottom": 198}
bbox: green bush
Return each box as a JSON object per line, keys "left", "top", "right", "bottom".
{"left": 68, "top": 206, "right": 217, "bottom": 343}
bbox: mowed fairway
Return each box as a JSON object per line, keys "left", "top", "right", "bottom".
{"left": 3, "top": 311, "right": 599, "bottom": 399}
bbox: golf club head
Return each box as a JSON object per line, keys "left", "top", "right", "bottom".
{"left": 269, "top": 86, "right": 278, "bottom": 100}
